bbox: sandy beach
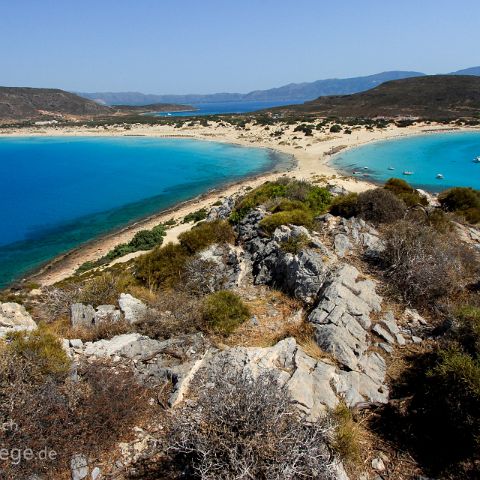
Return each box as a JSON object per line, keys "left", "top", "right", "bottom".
{"left": 1, "top": 120, "right": 475, "bottom": 286}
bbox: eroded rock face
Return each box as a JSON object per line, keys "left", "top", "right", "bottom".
{"left": 244, "top": 224, "right": 333, "bottom": 304}
{"left": 198, "top": 243, "right": 243, "bottom": 289}
{"left": 0, "top": 302, "right": 37, "bottom": 333}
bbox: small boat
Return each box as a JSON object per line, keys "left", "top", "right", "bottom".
{"left": 436, "top": 173, "right": 444, "bottom": 179}
{"left": 363, "top": 166, "right": 369, "bottom": 170}
{"left": 403, "top": 171, "right": 414, "bottom": 175}
{"left": 388, "top": 166, "right": 395, "bottom": 170}
{"left": 474, "top": 156, "right": 480, "bottom": 163}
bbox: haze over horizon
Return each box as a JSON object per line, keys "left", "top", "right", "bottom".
{"left": 1, "top": 0, "right": 479, "bottom": 94}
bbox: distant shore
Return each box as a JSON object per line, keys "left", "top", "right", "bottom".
{"left": 2, "top": 120, "right": 477, "bottom": 286}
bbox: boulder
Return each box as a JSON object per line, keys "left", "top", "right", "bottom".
{"left": 0, "top": 302, "right": 37, "bottom": 335}
{"left": 71, "top": 303, "right": 96, "bottom": 328}
{"left": 118, "top": 293, "right": 147, "bottom": 324}
{"left": 94, "top": 305, "right": 122, "bottom": 324}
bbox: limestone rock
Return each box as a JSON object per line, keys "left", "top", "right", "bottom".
{"left": 94, "top": 305, "right": 122, "bottom": 324}
{"left": 118, "top": 293, "right": 147, "bottom": 324}
{"left": 334, "top": 233, "right": 353, "bottom": 257}
{"left": 70, "top": 454, "right": 88, "bottom": 480}
{"left": 0, "top": 302, "right": 37, "bottom": 334}
{"left": 71, "top": 303, "right": 96, "bottom": 328}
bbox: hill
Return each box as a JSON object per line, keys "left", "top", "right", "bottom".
{"left": 450, "top": 66, "right": 480, "bottom": 76}
{"left": 78, "top": 71, "right": 425, "bottom": 106}
{"left": 113, "top": 103, "right": 196, "bottom": 113}
{"left": 272, "top": 75, "right": 480, "bottom": 119}
{"left": 0, "top": 87, "right": 112, "bottom": 122}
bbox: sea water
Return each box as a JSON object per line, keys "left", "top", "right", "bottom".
{"left": 0, "top": 136, "right": 290, "bottom": 287}
{"left": 331, "top": 131, "right": 480, "bottom": 192}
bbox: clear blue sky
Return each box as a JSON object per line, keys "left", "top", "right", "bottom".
{"left": 0, "top": 0, "right": 478, "bottom": 94}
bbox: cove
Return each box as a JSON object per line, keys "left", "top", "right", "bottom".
{"left": 0, "top": 136, "right": 290, "bottom": 288}
{"left": 331, "top": 131, "right": 480, "bottom": 192}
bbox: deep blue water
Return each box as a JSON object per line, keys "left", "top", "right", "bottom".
{"left": 150, "top": 100, "right": 297, "bottom": 117}
{"left": 331, "top": 131, "right": 480, "bottom": 192}
{"left": 0, "top": 136, "right": 290, "bottom": 287}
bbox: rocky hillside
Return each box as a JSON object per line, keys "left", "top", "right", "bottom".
{"left": 0, "top": 86, "right": 112, "bottom": 122}
{"left": 1, "top": 177, "right": 479, "bottom": 479}
{"left": 273, "top": 75, "right": 480, "bottom": 119}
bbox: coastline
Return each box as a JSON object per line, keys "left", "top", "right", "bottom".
{"left": 2, "top": 121, "right": 478, "bottom": 286}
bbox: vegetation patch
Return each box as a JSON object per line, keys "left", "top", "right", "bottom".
{"left": 202, "top": 290, "right": 250, "bottom": 335}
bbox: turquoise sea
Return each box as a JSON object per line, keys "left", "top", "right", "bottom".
{"left": 0, "top": 137, "right": 290, "bottom": 288}
{"left": 331, "top": 131, "right": 480, "bottom": 192}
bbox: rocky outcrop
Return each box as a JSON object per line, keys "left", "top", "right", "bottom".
{"left": 243, "top": 223, "right": 334, "bottom": 304}
{"left": 206, "top": 196, "right": 235, "bottom": 221}
{"left": 71, "top": 303, "right": 122, "bottom": 328}
{"left": 119, "top": 293, "right": 148, "bottom": 324}
{"left": 0, "top": 302, "right": 37, "bottom": 335}
{"left": 66, "top": 332, "right": 210, "bottom": 406}
{"left": 198, "top": 243, "right": 243, "bottom": 289}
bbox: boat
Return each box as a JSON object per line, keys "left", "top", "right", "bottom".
{"left": 403, "top": 171, "right": 414, "bottom": 175}
{"left": 436, "top": 173, "right": 444, "bottom": 179}
{"left": 388, "top": 166, "right": 395, "bottom": 170}
{"left": 363, "top": 166, "right": 369, "bottom": 170}
{"left": 474, "top": 156, "right": 480, "bottom": 163}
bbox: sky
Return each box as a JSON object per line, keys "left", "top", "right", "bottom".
{"left": 0, "top": 0, "right": 478, "bottom": 94}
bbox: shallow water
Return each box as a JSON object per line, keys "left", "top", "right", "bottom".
{"left": 331, "top": 131, "right": 480, "bottom": 192}
{"left": 0, "top": 136, "right": 289, "bottom": 287}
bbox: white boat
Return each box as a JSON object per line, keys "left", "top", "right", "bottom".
{"left": 403, "top": 171, "right": 414, "bottom": 175}
{"left": 388, "top": 166, "right": 395, "bottom": 170}
{"left": 436, "top": 173, "right": 444, "bottom": 179}
{"left": 474, "top": 156, "right": 480, "bottom": 163}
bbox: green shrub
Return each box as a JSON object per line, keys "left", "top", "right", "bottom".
{"left": 384, "top": 178, "right": 427, "bottom": 207}
{"left": 330, "top": 124, "right": 342, "bottom": 133}
{"left": 259, "top": 209, "right": 313, "bottom": 235}
{"left": 183, "top": 208, "right": 208, "bottom": 224}
{"left": 230, "top": 179, "right": 331, "bottom": 222}
{"left": 136, "top": 242, "right": 189, "bottom": 290}
{"left": 331, "top": 403, "right": 361, "bottom": 466}
{"left": 439, "top": 187, "right": 480, "bottom": 223}
{"left": 357, "top": 188, "right": 406, "bottom": 224}
{"left": 6, "top": 324, "right": 71, "bottom": 377}
{"left": 128, "top": 224, "right": 167, "bottom": 250}
{"left": 179, "top": 220, "right": 235, "bottom": 254}
{"left": 202, "top": 291, "right": 250, "bottom": 335}
{"left": 329, "top": 193, "right": 359, "bottom": 218}
{"left": 454, "top": 305, "right": 480, "bottom": 357}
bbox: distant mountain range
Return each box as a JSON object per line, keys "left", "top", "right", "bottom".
{"left": 273, "top": 75, "right": 480, "bottom": 120}
{"left": 78, "top": 67, "right": 480, "bottom": 106}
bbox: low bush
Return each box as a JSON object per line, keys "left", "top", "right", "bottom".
{"left": 178, "top": 219, "right": 235, "bottom": 254}
{"left": 136, "top": 242, "right": 189, "bottom": 290}
{"left": 384, "top": 178, "right": 427, "bottom": 207}
{"left": 0, "top": 348, "right": 149, "bottom": 478}
{"left": 439, "top": 187, "right": 480, "bottom": 224}
{"left": 280, "top": 233, "right": 311, "bottom": 254}
{"left": 183, "top": 208, "right": 208, "bottom": 224}
{"left": 380, "top": 221, "right": 477, "bottom": 305}
{"left": 202, "top": 291, "right": 250, "bottom": 335}
{"left": 259, "top": 209, "right": 313, "bottom": 234}
{"left": 331, "top": 403, "right": 361, "bottom": 466}
{"left": 330, "top": 124, "right": 342, "bottom": 133}
{"left": 329, "top": 192, "right": 359, "bottom": 218}
{"left": 78, "top": 270, "right": 134, "bottom": 306}
{"left": 136, "top": 290, "right": 203, "bottom": 339}
{"left": 164, "top": 367, "right": 337, "bottom": 479}
{"left": 356, "top": 188, "right": 406, "bottom": 224}
{"left": 6, "top": 324, "right": 71, "bottom": 377}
